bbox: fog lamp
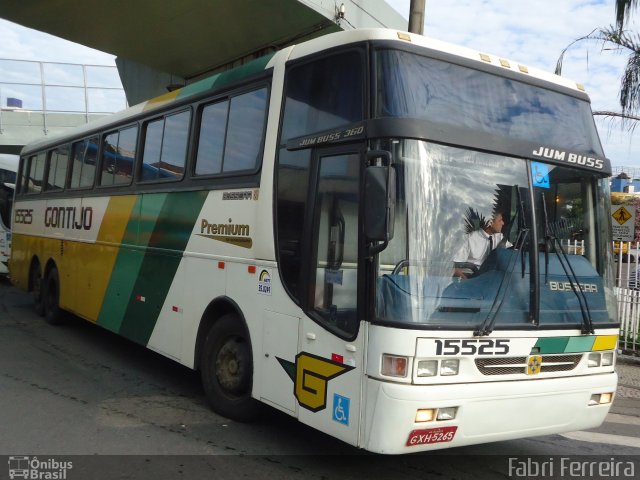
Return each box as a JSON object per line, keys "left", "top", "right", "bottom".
{"left": 599, "top": 392, "right": 614, "bottom": 404}
{"left": 417, "top": 360, "right": 438, "bottom": 377}
{"left": 589, "top": 392, "right": 614, "bottom": 406}
{"left": 436, "top": 407, "right": 458, "bottom": 421}
{"left": 440, "top": 359, "right": 459, "bottom": 376}
{"left": 382, "top": 354, "right": 408, "bottom": 378}
{"left": 415, "top": 409, "right": 436, "bottom": 423}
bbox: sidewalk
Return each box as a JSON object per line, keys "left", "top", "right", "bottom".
{"left": 611, "top": 355, "right": 640, "bottom": 418}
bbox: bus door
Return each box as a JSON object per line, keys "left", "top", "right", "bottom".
{"left": 297, "top": 148, "right": 365, "bottom": 446}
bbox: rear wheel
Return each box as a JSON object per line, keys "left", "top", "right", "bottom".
{"left": 43, "top": 267, "right": 64, "bottom": 325}
{"left": 200, "top": 314, "right": 261, "bottom": 422}
{"left": 30, "top": 262, "right": 44, "bottom": 316}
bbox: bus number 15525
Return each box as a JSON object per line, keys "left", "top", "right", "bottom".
{"left": 434, "top": 339, "right": 510, "bottom": 356}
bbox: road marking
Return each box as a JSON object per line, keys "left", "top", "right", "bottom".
{"left": 561, "top": 431, "right": 640, "bottom": 449}
{"left": 606, "top": 413, "right": 640, "bottom": 426}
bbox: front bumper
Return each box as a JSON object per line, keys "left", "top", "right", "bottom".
{"left": 362, "top": 372, "right": 617, "bottom": 454}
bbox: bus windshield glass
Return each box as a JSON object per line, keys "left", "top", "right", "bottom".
{"left": 375, "top": 140, "right": 617, "bottom": 330}
{"left": 376, "top": 49, "right": 604, "bottom": 155}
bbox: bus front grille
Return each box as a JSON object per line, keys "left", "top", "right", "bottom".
{"left": 475, "top": 354, "right": 583, "bottom": 375}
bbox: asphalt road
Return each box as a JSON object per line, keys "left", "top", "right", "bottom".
{"left": 1, "top": 276, "right": 639, "bottom": 480}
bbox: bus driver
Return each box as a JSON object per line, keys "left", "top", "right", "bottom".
{"left": 453, "top": 211, "right": 507, "bottom": 279}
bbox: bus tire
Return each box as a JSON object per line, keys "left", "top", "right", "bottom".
{"left": 200, "top": 314, "right": 262, "bottom": 422}
{"left": 43, "top": 267, "right": 64, "bottom": 325}
{"left": 30, "top": 262, "right": 44, "bottom": 316}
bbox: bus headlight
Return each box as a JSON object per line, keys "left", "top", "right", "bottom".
{"left": 587, "top": 352, "right": 601, "bottom": 367}
{"left": 382, "top": 354, "right": 408, "bottom": 378}
{"left": 601, "top": 351, "right": 615, "bottom": 367}
{"left": 440, "top": 359, "right": 459, "bottom": 376}
{"left": 416, "top": 360, "right": 438, "bottom": 377}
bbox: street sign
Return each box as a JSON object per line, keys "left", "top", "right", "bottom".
{"left": 611, "top": 205, "right": 636, "bottom": 241}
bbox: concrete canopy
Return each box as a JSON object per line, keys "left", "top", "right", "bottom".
{"left": 0, "top": 0, "right": 406, "bottom": 80}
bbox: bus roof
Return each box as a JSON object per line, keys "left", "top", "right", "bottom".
{"left": 20, "top": 28, "right": 590, "bottom": 156}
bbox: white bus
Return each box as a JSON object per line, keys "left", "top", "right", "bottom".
{"left": 10, "top": 29, "right": 618, "bottom": 453}
{"left": 0, "top": 155, "right": 17, "bottom": 276}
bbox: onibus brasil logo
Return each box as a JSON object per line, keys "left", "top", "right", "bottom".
{"left": 8, "top": 456, "right": 72, "bottom": 479}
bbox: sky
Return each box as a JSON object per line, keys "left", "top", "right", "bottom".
{"left": 1, "top": 0, "right": 640, "bottom": 171}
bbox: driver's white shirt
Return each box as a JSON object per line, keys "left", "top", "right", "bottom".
{"left": 453, "top": 229, "right": 503, "bottom": 267}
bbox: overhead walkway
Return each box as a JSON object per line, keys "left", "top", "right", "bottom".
{"left": 0, "top": 0, "right": 406, "bottom": 104}
{"left": 0, "top": 58, "right": 126, "bottom": 155}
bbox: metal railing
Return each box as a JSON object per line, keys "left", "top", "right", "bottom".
{"left": 0, "top": 58, "right": 127, "bottom": 135}
{"left": 613, "top": 241, "right": 640, "bottom": 353}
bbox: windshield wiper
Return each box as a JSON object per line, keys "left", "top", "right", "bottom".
{"left": 475, "top": 185, "right": 529, "bottom": 336}
{"left": 540, "top": 192, "right": 595, "bottom": 334}
{"left": 474, "top": 230, "right": 528, "bottom": 336}
{"left": 514, "top": 185, "right": 530, "bottom": 279}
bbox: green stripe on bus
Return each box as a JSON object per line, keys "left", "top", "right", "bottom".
{"left": 533, "top": 336, "right": 599, "bottom": 354}
{"left": 97, "top": 193, "right": 168, "bottom": 333}
{"left": 178, "top": 53, "right": 275, "bottom": 100}
{"left": 533, "top": 337, "right": 570, "bottom": 354}
{"left": 564, "top": 336, "right": 596, "bottom": 353}
{"left": 118, "top": 191, "right": 208, "bottom": 345}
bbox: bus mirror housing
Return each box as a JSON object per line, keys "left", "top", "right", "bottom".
{"left": 364, "top": 161, "right": 395, "bottom": 255}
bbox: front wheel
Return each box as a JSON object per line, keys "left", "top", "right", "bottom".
{"left": 200, "top": 314, "right": 262, "bottom": 422}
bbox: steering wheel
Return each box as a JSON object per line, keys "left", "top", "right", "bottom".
{"left": 453, "top": 262, "right": 479, "bottom": 278}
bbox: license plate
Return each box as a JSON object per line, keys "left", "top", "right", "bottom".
{"left": 406, "top": 426, "right": 457, "bottom": 446}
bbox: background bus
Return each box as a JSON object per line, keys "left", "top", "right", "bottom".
{"left": 9, "top": 29, "right": 618, "bottom": 454}
{"left": 0, "top": 155, "right": 17, "bottom": 276}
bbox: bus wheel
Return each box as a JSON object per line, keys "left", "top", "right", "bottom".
{"left": 43, "top": 268, "right": 64, "bottom": 325}
{"left": 200, "top": 314, "right": 261, "bottom": 422}
{"left": 30, "top": 263, "right": 44, "bottom": 316}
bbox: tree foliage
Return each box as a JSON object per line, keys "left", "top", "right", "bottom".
{"left": 556, "top": 1, "right": 640, "bottom": 121}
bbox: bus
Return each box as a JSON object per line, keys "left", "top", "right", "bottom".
{"left": 10, "top": 29, "right": 618, "bottom": 454}
{"left": 0, "top": 155, "right": 17, "bottom": 276}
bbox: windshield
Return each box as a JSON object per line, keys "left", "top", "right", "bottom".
{"left": 376, "top": 49, "right": 604, "bottom": 156}
{"left": 374, "top": 139, "right": 617, "bottom": 330}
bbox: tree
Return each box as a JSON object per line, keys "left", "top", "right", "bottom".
{"left": 616, "top": 0, "right": 638, "bottom": 31}
{"left": 556, "top": 1, "right": 640, "bottom": 120}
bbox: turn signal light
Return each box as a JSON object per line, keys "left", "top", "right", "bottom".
{"left": 382, "top": 354, "right": 408, "bottom": 378}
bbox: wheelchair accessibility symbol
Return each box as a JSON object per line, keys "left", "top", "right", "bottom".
{"left": 531, "top": 162, "right": 550, "bottom": 189}
{"left": 332, "top": 393, "right": 350, "bottom": 425}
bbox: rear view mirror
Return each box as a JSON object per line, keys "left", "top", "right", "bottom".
{"left": 364, "top": 166, "right": 394, "bottom": 242}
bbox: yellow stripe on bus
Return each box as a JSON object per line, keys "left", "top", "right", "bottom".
{"left": 592, "top": 335, "right": 618, "bottom": 351}
{"left": 73, "top": 196, "right": 137, "bottom": 322}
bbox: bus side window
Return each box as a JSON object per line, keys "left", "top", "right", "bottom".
{"left": 141, "top": 110, "right": 190, "bottom": 182}
{"left": 46, "top": 145, "right": 69, "bottom": 191}
{"left": 100, "top": 126, "right": 137, "bottom": 186}
{"left": 25, "top": 152, "right": 45, "bottom": 194}
{"left": 194, "top": 87, "right": 267, "bottom": 176}
{"left": 222, "top": 88, "right": 267, "bottom": 173}
{"left": 70, "top": 137, "right": 98, "bottom": 189}
{"left": 195, "top": 99, "right": 228, "bottom": 175}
